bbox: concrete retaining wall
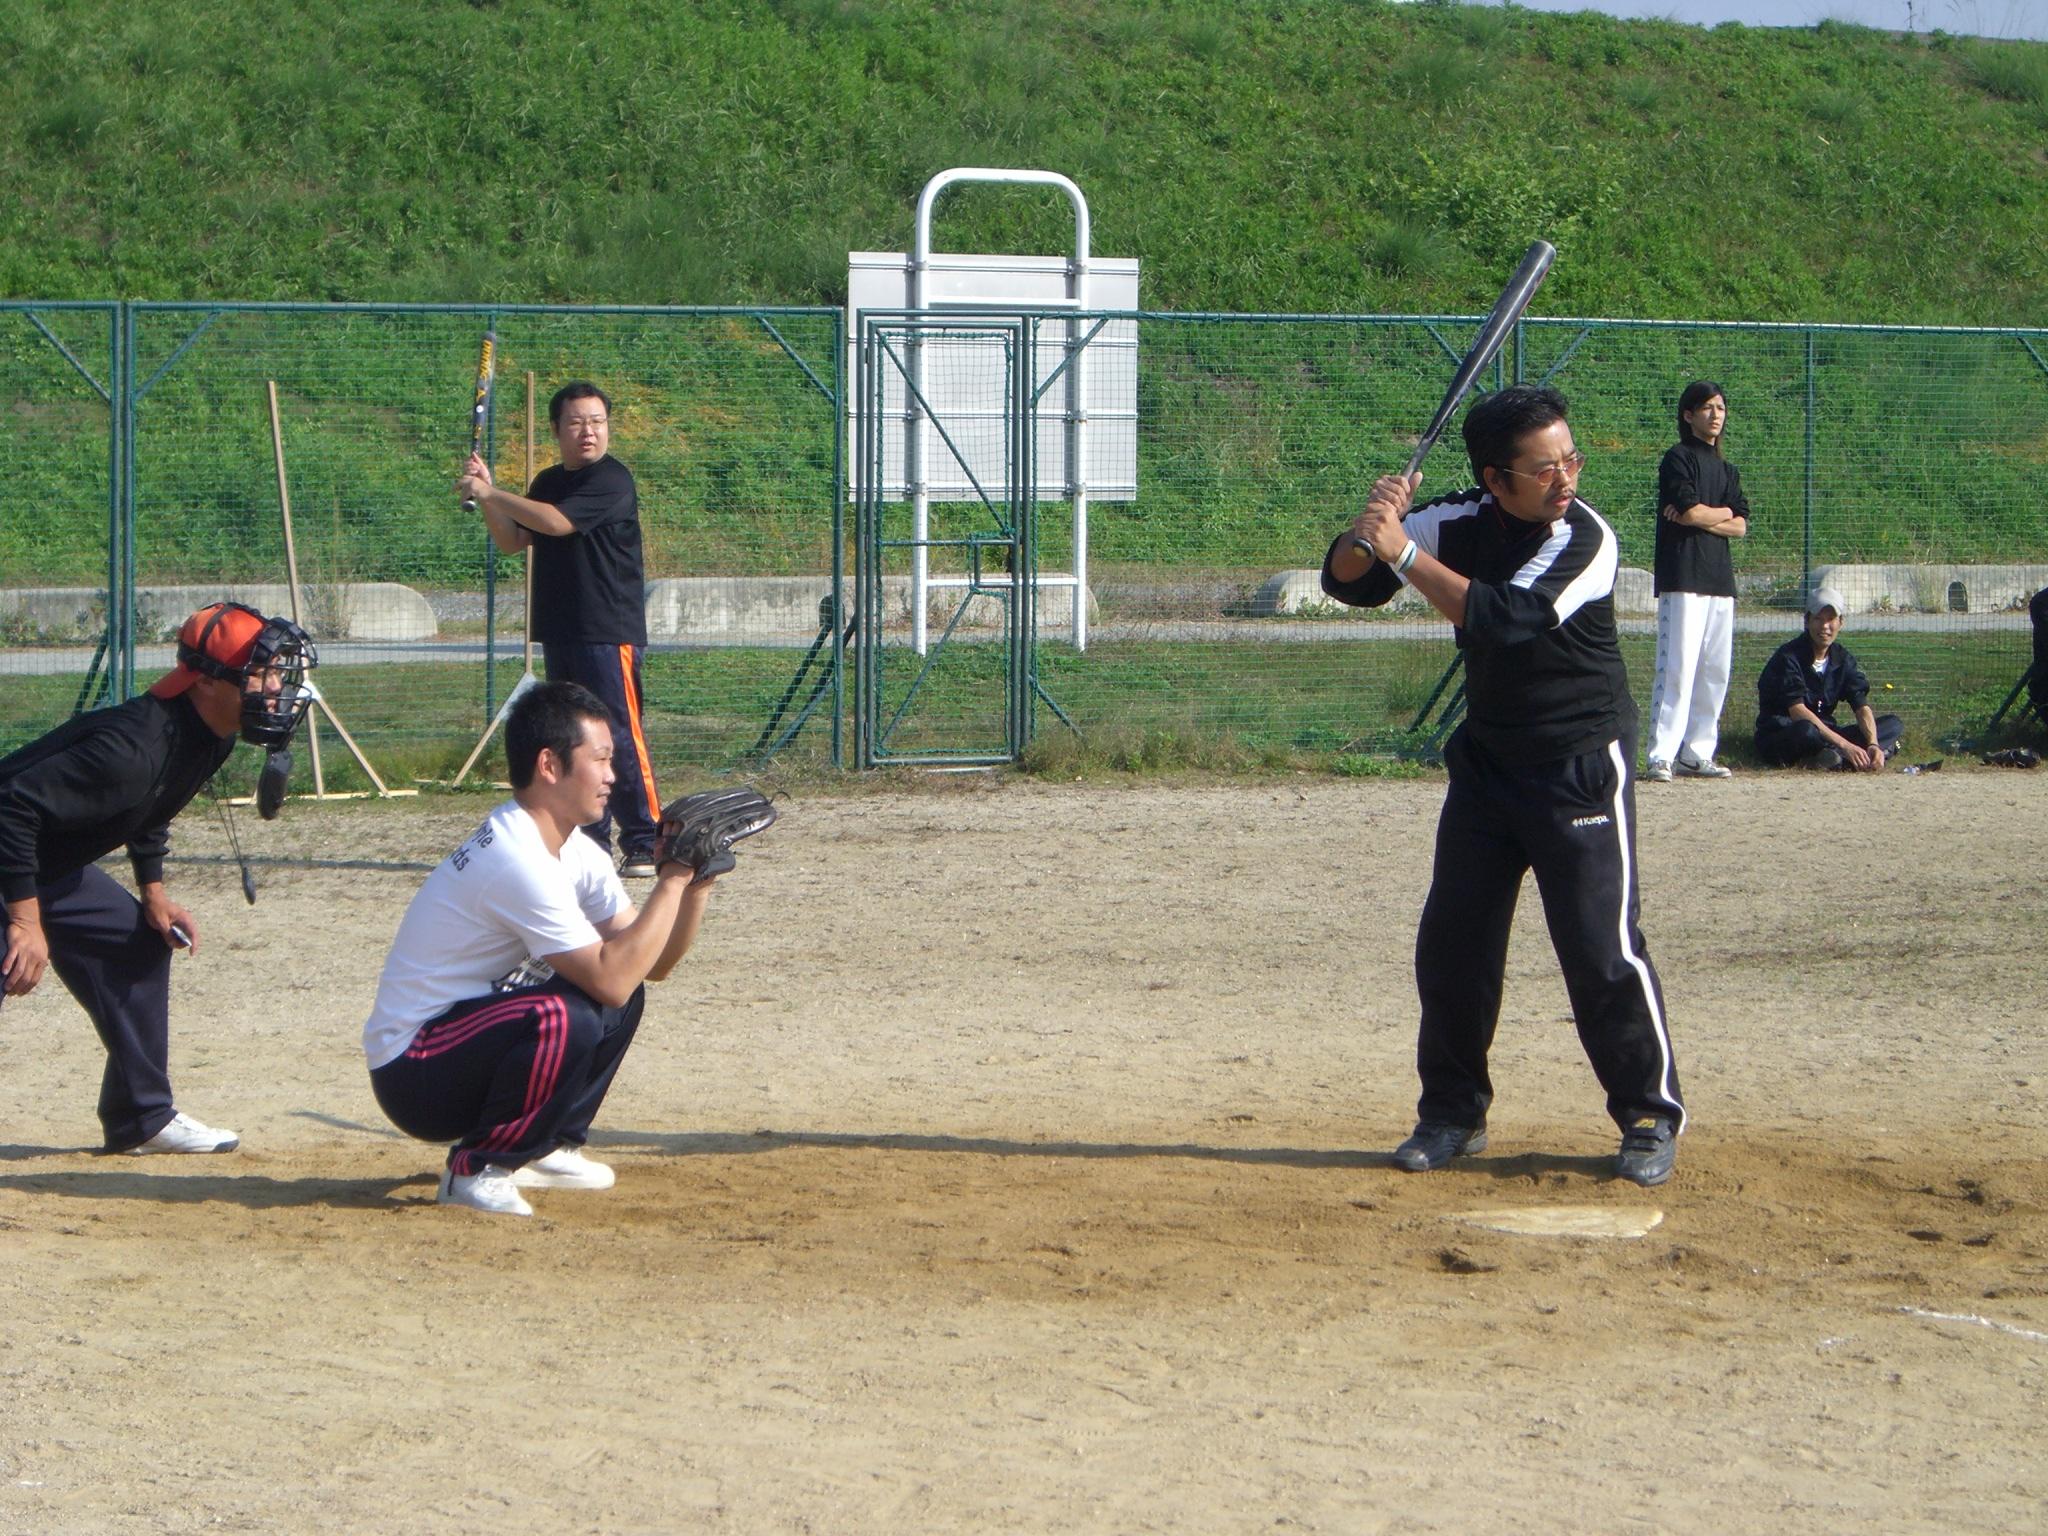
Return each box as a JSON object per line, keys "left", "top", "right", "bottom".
{"left": 0, "top": 584, "right": 438, "bottom": 641}
{"left": 1254, "top": 566, "right": 1658, "bottom": 616}
{"left": 644, "top": 574, "right": 1098, "bottom": 640}
{"left": 1812, "top": 564, "right": 2048, "bottom": 615}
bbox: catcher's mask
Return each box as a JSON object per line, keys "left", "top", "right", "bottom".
{"left": 149, "top": 602, "right": 318, "bottom": 749}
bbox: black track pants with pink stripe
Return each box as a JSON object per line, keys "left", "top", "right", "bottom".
{"left": 1412, "top": 727, "right": 1685, "bottom": 1135}
{"left": 370, "top": 979, "right": 644, "bottom": 1176}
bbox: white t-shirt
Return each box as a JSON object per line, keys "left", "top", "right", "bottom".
{"left": 363, "top": 801, "right": 629, "bottom": 1069}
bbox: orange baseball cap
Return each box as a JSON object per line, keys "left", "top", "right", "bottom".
{"left": 148, "top": 603, "right": 268, "bottom": 699}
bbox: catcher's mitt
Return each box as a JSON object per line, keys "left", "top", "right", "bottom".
{"left": 654, "top": 785, "right": 777, "bottom": 883}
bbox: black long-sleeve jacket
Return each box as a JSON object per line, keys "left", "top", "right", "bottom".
{"left": 0, "top": 693, "right": 234, "bottom": 903}
{"left": 1322, "top": 489, "right": 1637, "bottom": 764}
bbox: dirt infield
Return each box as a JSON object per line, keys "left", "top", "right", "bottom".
{"left": 2, "top": 769, "right": 2044, "bottom": 1535}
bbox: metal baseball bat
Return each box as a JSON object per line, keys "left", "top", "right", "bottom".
{"left": 1403, "top": 240, "right": 1555, "bottom": 479}
{"left": 461, "top": 329, "right": 496, "bottom": 510}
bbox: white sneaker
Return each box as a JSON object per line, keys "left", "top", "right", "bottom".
{"left": 126, "top": 1111, "right": 239, "bottom": 1155}
{"left": 437, "top": 1164, "right": 534, "bottom": 1216}
{"left": 1674, "top": 754, "right": 1733, "bottom": 778}
{"left": 511, "top": 1146, "right": 616, "bottom": 1191}
{"left": 1643, "top": 759, "right": 1673, "bottom": 783}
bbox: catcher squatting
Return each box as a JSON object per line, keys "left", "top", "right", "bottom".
{"left": 6, "top": 391, "right": 1682, "bottom": 1209}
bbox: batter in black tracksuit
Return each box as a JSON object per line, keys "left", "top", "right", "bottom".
{"left": 0, "top": 695, "right": 234, "bottom": 1148}
{"left": 1321, "top": 490, "right": 1685, "bottom": 1135}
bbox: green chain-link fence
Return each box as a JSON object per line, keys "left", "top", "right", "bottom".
{"left": 5, "top": 303, "right": 2043, "bottom": 779}
{"left": 1010, "top": 313, "right": 2048, "bottom": 763}
{"left": 0, "top": 304, "right": 121, "bottom": 745}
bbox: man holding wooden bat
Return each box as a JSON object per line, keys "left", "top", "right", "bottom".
{"left": 1321, "top": 385, "right": 1686, "bottom": 1188}
{"left": 457, "top": 381, "right": 663, "bottom": 878}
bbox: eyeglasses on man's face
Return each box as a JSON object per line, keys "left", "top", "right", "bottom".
{"left": 1494, "top": 449, "right": 1587, "bottom": 487}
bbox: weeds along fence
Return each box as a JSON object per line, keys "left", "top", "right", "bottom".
{"left": 3, "top": 301, "right": 2044, "bottom": 785}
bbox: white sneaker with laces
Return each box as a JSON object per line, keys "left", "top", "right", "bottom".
{"left": 437, "top": 1164, "right": 534, "bottom": 1216}
{"left": 511, "top": 1146, "right": 616, "bottom": 1190}
{"left": 1643, "top": 759, "right": 1673, "bottom": 783}
{"left": 127, "top": 1111, "right": 239, "bottom": 1155}
{"left": 1674, "top": 754, "right": 1733, "bottom": 778}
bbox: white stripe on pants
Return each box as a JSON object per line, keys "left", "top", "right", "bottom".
{"left": 1647, "top": 591, "right": 1734, "bottom": 766}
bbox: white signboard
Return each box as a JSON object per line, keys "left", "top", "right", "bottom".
{"left": 847, "top": 251, "right": 1140, "bottom": 502}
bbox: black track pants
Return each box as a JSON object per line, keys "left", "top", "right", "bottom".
{"left": 370, "top": 979, "right": 643, "bottom": 1178}
{"left": 2, "top": 865, "right": 177, "bottom": 1150}
{"left": 1754, "top": 712, "right": 1903, "bottom": 766}
{"left": 542, "top": 640, "right": 661, "bottom": 859}
{"left": 1412, "top": 728, "right": 1685, "bottom": 1134}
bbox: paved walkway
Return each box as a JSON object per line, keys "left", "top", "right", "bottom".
{"left": 1, "top": 609, "right": 2030, "bottom": 676}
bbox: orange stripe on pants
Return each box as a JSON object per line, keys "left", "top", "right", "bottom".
{"left": 617, "top": 644, "right": 660, "bottom": 822}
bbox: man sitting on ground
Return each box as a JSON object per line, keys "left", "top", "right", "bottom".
{"left": 1753, "top": 586, "right": 1903, "bottom": 772}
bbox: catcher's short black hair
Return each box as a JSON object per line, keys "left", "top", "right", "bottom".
{"left": 507, "top": 681, "right": 611, "bottom": 789}
{"left": 1677, "top": 379, "right": 1726, "bottom": 448}
{"left": 1463, "top": 385, "right": 1570, "bottom": 487}
{"left": 549, "top": 380, "right": 611, "bottom": 428}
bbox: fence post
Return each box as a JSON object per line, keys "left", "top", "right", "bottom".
{"left": 119, "top": 301, "right": 136, "bottom": 701}
{"left": 831, "top": 307, "right": 847, "bottom": 768}
{"left": 1803, "top": 327, "right": 1815, "bottom": 598}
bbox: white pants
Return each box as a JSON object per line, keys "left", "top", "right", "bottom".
{"left": 1647, "top": 592, "right": 1734, "bottom": 766}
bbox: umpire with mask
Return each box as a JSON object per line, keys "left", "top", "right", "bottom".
{"left": 0, "top": 602, "right": 315, "bottom": 1153}
{"left": 1321, "top": 385, "right": 1686, "bottom": 1188}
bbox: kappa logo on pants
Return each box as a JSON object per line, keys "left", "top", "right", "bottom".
{"left": 1569, "top": 813, "right": 1613, "bottom": 829}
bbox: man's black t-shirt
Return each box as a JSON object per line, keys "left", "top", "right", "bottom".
{"left": 1653, "top": 440, "right": 1748, "bottom": 599}
{"left": 526, "top": 455, "right": 648, "bottom": 646}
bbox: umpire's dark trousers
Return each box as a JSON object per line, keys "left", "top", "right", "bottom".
{"left": 369, "top": 977, "right": 644, "bottom": 1178}
{"left": 1413, "top": 728, "right": 1684, "bottom": 1134}
{"left": 543, "top": 640, "right": 661, "bottom": 860}
{"left": 1, "top": 865, "right": 178, "bottom": 1151}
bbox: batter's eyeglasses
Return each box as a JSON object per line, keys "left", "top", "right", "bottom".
{"left": 1495, "top": 449, "right": 1587, "bottom": 487}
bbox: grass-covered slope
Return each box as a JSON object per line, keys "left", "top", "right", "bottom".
{"left": 2, "top": 0, "right": 2043, "bottom": 322}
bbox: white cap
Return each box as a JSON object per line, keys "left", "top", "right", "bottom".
{"left": 1806, "top": 585, "right": 1846, "bottom": 617}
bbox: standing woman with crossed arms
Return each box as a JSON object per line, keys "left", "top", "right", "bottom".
{"left": 1644, "top": 380, "right": 1749, "bottom": 782}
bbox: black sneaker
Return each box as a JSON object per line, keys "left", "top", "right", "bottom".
{"left": 1392, "top": 1122, "right": 1487, "bottom": 1172}
{"left": 618, "top": 850, "right": 659, "bottom": 879}
{"left": 1799, "top": 747, "right": 1844, "bottom": 771}
{"left": 1616, "top": 1116, "right": 1677, "bottom": 1187}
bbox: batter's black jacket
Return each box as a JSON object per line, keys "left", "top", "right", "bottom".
{"left": 1653, "top": 440, "right": 1748, "bottom": 599}
{"left": 1322, "top": 490, "right": 1636, "bottom": 764}
{"left": 0, "top": 693, "right": 233, "bottom": 903}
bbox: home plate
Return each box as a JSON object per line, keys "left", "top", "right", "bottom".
{"left": 1451, "top": 1206, "right": 1664, "bottom": 1239}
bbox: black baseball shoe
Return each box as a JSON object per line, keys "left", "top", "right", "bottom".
{"left": 1616, "top": 1116, "right": 1677, "bottom": 1187}
{"left": 1392, "top": 1122, "right": 1488, "bottom": 1172}
{"left": 618, "top": 848, "right": 659, "bottom": 879}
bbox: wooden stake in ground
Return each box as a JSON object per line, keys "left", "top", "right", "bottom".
{"left": 266, "top": 379, "right": 400, "bottom": 799}
{"left": 453, "top": 369, "right": 542, "bottom": 784}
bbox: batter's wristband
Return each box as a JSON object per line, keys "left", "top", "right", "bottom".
{"left": 1392, "top": 539, "right": 1420, "bottom": 577}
